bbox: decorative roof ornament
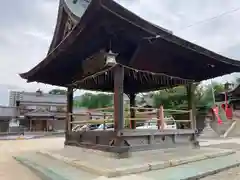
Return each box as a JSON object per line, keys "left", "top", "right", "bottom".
{"left": 36, "top": 89, "right": 43, "bottom": 96}
{"left": 105, "top": 50, "right": 118, "bottom": 66}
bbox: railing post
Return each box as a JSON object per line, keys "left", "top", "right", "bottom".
{"left": 189, "top": 109, "right": 194, "bottom": 130}
{"left": 157, "top": 105, "right": 164, "bottom": 130}
{"left": 103, "top": 113, "right": 106, "bottom": 130}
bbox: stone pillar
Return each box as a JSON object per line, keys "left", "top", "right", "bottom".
{"left": 65, "top": 87, "right": 73, "bottom": 143}
{"left": 113, "top": 65, "right": 124, "bottom": 131}
{"left": 129, "top": 94, "right": 136, "bottom": 129}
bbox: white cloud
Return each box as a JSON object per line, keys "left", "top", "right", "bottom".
{"left": 24, "top": 30, "right": 52, "bottom": 42}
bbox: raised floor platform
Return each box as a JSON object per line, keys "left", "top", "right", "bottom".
{"left": 38, "top": 146, "right": 234, "bottom": 177}
{"left": 66, "top": 129, "right": 198, "bottom": 158}
{"left": 13, "top": 144, "right": 240, "bottom": 180}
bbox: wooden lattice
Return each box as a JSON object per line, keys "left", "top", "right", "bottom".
{"left": 63, "top": 17, "right": 75, "bottom": 38}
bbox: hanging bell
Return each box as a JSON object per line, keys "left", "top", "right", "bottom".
{"left": 105, "top": 50, "right": 118, "bottom": 66}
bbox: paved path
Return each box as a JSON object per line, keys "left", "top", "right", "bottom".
{"left": 1, "top": 137, "right": 240, "bottom": 180}
{"left": 199, "top": 137, "right": 240, "bottom": 147}
{"left": 199, "top": 137, "right": 240, "bottom": 180}
{"left": 0, "top": 137, "right": 64, "bottom": 180}
{"left": 201, "top": 166, "right": 240, "bottom": 180}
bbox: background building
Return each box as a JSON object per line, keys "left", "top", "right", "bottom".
{"left": 9, "top": 91, "right": 22, "bottom": 106}
{"left": 9, "top": 90, "right": 67, "bottom": 132}
{"left": 0, "top": 106, "right": 17, "bottom": 132}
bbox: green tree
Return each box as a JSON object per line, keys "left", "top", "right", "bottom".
{"left": 74, "top": 93, "right": 113, "bottom": 109}
{"left": 49, "top": 89, "right": 67, "bottom": 95}
{"left": 152, "top": 82, "right": 225, "bottom": 109}
{"left": 152, "top": 86, "right": 187, "bottom": 109}
{"left": 74, "top": 99, "right": 82, "bottom": 107}
{"left": 197, "top": 82, "right": 225, "bottom": 107}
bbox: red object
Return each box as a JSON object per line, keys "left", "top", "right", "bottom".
{"left": 212, "top": 106, "right": 222, "bottom": 124}
{"left": 224, "top": 104, "right": 233, "bottom": 120}
{"left": 226, "top": 107, "right": 233, "bottom": 119}
{"left": 223, "top": 91, "right": 233, "bottom": 120}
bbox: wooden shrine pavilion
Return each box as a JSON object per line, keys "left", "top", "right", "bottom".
{"left": 20, "top": 0, "right": 240, "bottom": 156}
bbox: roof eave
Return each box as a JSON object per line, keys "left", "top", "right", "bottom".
{"left": 19, "top": 73, "right": 28, "bottom": 80}
{"left": 19, "top": 0, "right": 240, "bottom": 86}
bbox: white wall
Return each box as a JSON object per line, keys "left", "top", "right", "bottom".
{"left": 0, "top": 106, "right": 16, "bottom": 117}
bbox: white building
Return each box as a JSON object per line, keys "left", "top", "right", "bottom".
{"left": 9, "top": 91, "right": 22, "bottom": 106}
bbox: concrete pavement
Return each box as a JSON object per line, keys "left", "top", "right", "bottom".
{"left": 0, "top": 137, "right": 64, "bottom": 180}
{"left": 2, "top": 136, "right": 240, "bottom": 180}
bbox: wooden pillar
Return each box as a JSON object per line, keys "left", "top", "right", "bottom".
{"left": 65, "top": 87, "right": 73, "bottom": 141}
{"left": 187, "top": 83, "right": 196, "bottom": 130}
{"left": 30, "top": 119, "right": 32, "bottom": 132}
{"left": 129, "top": 94, "right": 136, "bottom": 129}
{"left": 114, "top": 65, "right": 124, "bottom": 131}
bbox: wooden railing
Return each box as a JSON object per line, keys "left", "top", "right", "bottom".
{"left": 69, "top": 106, "right": 194, "bottom": 130}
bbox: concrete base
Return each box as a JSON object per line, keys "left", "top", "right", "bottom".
{"left": 199, "top": 119, "right": 240, "bottom": 139}
{"left": 66, "top": 129, "right": 198, "bottom": 157}
{"left": 38, "top": 146, "right": 235, "bottom": 177}
{"left": 209, "top": 118, "right": 240, "bottom": 138}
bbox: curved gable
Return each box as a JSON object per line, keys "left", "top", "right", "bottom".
{"left": 48, "top": 0, "right": 90, "bottom": 54}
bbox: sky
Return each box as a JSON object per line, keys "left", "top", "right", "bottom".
{"left": 0, "top": 0, "right": 240, "bottom": 104}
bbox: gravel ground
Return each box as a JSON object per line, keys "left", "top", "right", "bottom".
{"left": 0, "top": 137, "right": 64, "bottom": 180}
{"left": 201, "top": 166, "right": 240, "bottom": 180}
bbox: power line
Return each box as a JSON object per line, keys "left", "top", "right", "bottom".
{"left": 145, "top": 6, "right": 240, "bottom": 41}
{"left": 181, "top": 6, "right": 240, "bottom": 31}
{"left": 175, "top": 6, "right": 240, "bottom": 51}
